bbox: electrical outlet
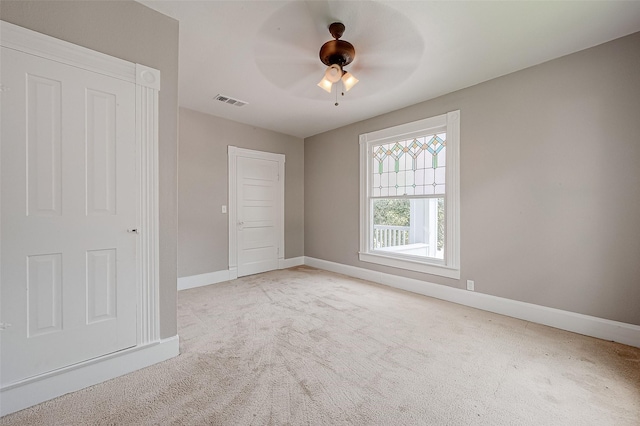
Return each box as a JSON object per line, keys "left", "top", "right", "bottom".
{"left": 466, "top": 280, "right": 475, "bottom": 291}
{"left": 221, "top": 205, "right": 227, "bottom": 214}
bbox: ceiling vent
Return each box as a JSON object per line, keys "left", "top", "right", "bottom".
{"left": 214, "top": 94, "right": 248, "bottom": 107}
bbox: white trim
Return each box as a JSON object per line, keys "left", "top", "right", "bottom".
{"left": 137, "top": 80, "right": 161, "bottom": 345}
{"left": 228, "top": 146, "right": 285, "bottom": 277}
{"left": 358, "top": 111, "right": 460, "bottom": 279}
{"left": 178, "top": 258, "right": 304, "bottom": 291}
{"left": 229, "top": 267, "right": 239, "bottom": 281}
{"left": 0, "top": 21, "right": 135, "bottom": 83}
{"left": 178, "top": 270, "right": 232, "bottom": 291}
{"left": 445, "top": 111, "right": 460, "bottom": 269}
{"left": 279, "top": 256, "right": 305, "bottom": 269}
{"left": 135, "top": 63, "right": 160, "bottom": 90}
{"left": 228, "top": 149, "right": 238, "bottom": 274}
{"left": 0, "top": 335, "right": 179, "bottom": 416}
{"left": 358, "top": 252, "right": 460, "bottom": 279}
{"left": 303, "top": 257, "right": 640, "bottom": 349}
{"left": 361, "top": 114, "right": 449, "bottom": 144}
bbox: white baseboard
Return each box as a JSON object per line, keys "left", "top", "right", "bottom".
{"left": 279, "top": 256, "right": 305, "bottom": 269}
{"left": 177, "top": 270, "right": 231, "bottom": 291}
{"left": 179, "top": 258, "right": 305, "bottom": 291}
{"left": 304, "top": 257, "right": 640, "bottom": 348}
{"left": 0, "top": 335, "right": 180, "bottom": 417}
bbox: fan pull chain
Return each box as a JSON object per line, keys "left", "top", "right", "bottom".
{"left": 335, "top": 83, "right": 339, "bottom": 106}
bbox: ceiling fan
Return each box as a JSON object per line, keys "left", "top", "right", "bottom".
{"left": 317, "top": 22, "right": 359, "bottom": 102}
{"left": 253, "top": 1, "right": 423, "bottom": 103}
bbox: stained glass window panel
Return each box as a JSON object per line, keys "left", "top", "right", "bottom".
{"left": 371, "top": 132, "right": 446, "bottom": 197}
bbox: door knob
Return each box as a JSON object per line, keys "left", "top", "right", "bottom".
{"left": 127, "top": 228, "right": 139, "bottom": 234}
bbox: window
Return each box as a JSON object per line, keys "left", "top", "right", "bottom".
{"left": 359, "top": 111, "right": 460, "bottom": 279}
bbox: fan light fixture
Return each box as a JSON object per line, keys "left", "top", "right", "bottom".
{"left": 317, "top": 22, "right": 358, "bottom": 104}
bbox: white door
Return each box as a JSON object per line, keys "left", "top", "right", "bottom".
{"left": 0, "top": 47, "right": 138, "bottom": 385}
{"left": 234, "top": 150, "right": 284, "bottom": 277}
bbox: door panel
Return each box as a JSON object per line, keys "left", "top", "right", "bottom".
{"left": 86, "top": 89, "right": 118, "bottom": 216}
{"left": 27, "top": 253, "right": 63, "bottom": 336}
{"left": 86, "top": 249, "right": 117, "bottom": 323}
{"left": 26, "top": 74, "right": 62, "bottom": 216}
{"left": 0, "top": 47, "right": 138, "bottom": 385}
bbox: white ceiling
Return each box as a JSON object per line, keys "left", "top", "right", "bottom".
{"left": 138, "top": 0, "right": 640, "bottom": 139}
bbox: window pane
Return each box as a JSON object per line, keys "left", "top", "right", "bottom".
{"left": 434, "top": 166, "right": 446, "bottom": 184}
{"left": 371, "top": 133, "right": 447, "bottom": 197}
{"left": 381, "top": 172, "right": 388, "bottom": 189}
{"left": 424, "top": 168, "right": 435, "bottom": 186}
{"left": 372, "top": 198, "right": 444, "bottom": 259}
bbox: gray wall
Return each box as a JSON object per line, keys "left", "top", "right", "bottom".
{"left": 1, "top": 1, "right": 180, "bottom": 338}
{"left": 178, "top": 108, "right": 304, "bottom": 278}
{"left": 305, "top": 31, "right": 640, "bottom": 326}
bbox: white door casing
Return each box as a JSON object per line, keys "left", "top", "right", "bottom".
{"left": 228, "top": 147, "right": 284, "bottom": 278}
{"left": 0, "top": 20, "right": 163, "bottom": 409}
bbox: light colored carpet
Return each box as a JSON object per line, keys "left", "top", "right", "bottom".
{"left": 1, "top": 266, "right": 639, "bottom": 425}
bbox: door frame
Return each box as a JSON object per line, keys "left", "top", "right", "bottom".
{"left": 228, "top": 146, "right": 285, "bottom": 278}
{"left": 0, "top": 21, "right": 172, "bottom": 415}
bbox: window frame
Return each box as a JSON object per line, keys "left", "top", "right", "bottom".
{"left": 359, "top": 111, "right": 460, "bottom": 279}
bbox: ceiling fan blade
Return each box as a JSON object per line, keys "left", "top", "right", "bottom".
{"left": 253, "top": 1, "right": 330, "bottom": 92}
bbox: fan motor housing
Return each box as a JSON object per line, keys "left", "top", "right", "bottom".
{"left": 319, "top": 39, "right": 356, "bottom": 67}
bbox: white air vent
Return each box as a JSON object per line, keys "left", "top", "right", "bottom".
{"left": 214, "top": 94, "right": 248, "bottom": 107}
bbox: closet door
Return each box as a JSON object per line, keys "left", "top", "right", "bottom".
{"left": 1, "top": 46, "right": 138, "bottom": 385}
{"left": 236, "top": 155, "right": 281, "bottom": 277}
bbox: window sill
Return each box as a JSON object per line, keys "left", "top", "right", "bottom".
{"left": 358, "top": 251, "right": 460, "bottom": 279}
